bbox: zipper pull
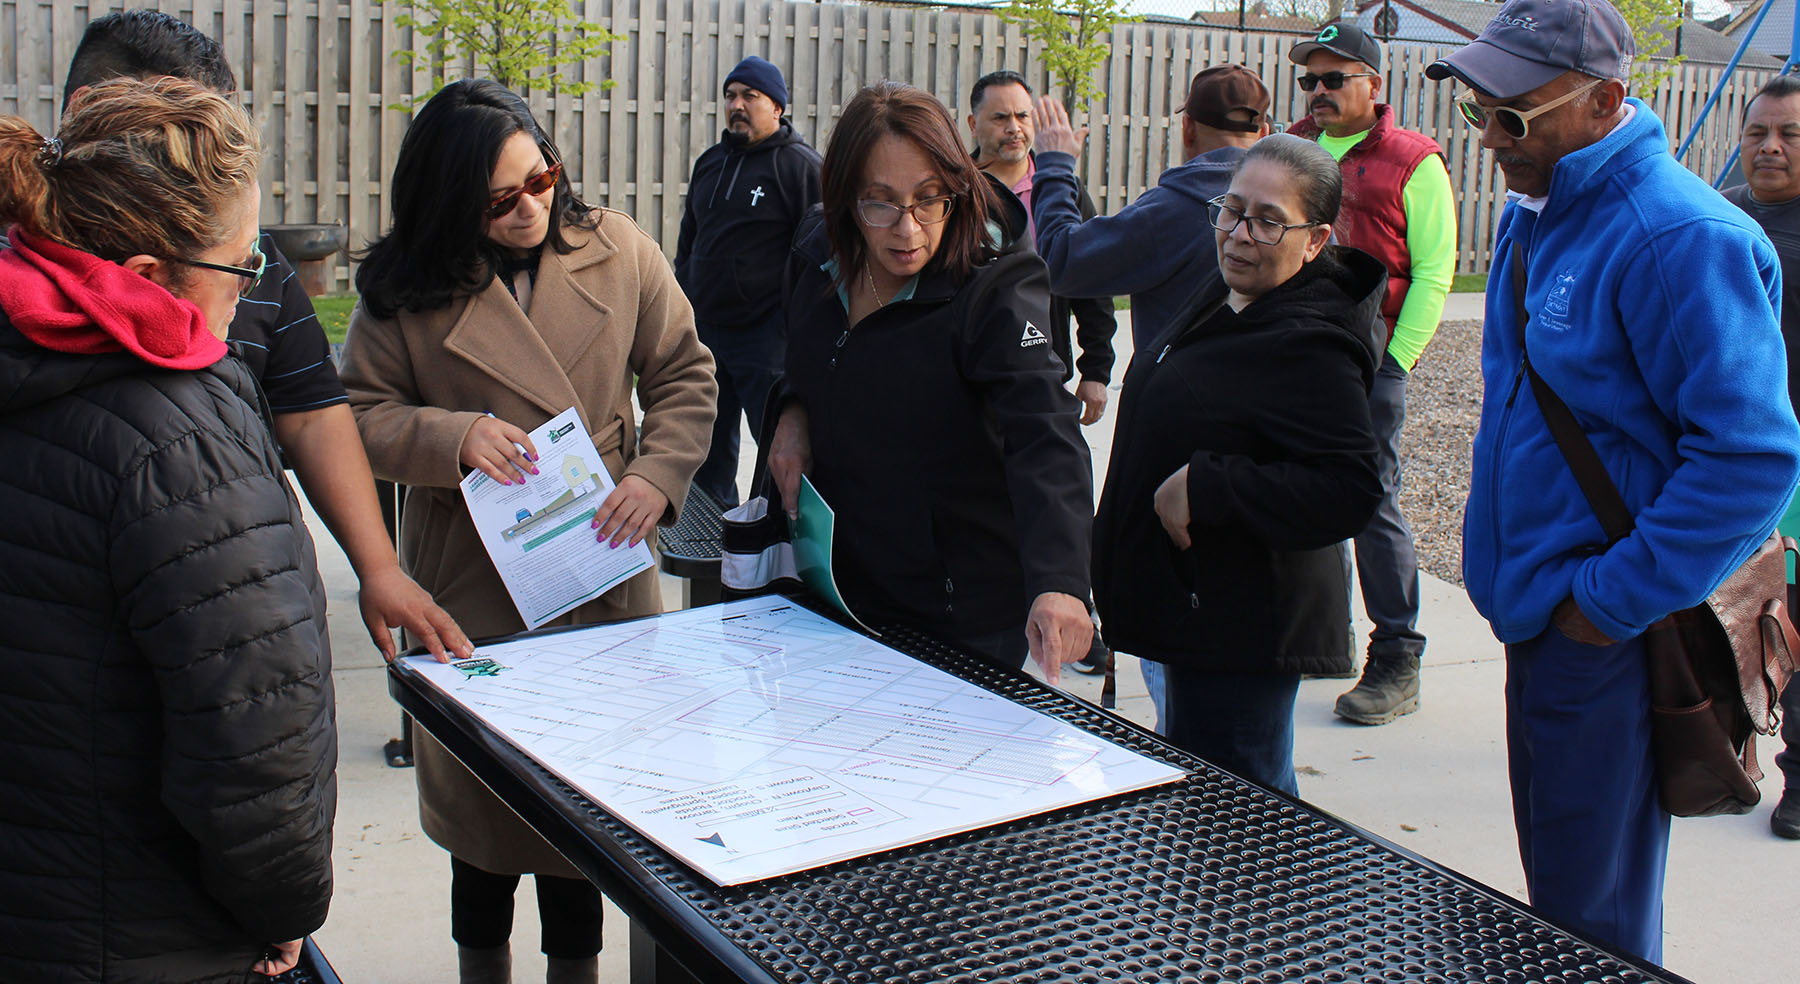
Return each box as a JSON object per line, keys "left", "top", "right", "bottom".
{"left": 1156, "top": 343, "right": 1172, "bottom": 364}
{"left": 944, "top": 578, "right": 955, "bottom": 594}
{"left": 829, "top": 329, "right": 849, "bottom": 371}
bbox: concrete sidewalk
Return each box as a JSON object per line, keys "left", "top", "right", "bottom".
{"left": 306, "top": 307, "right": 1797, "bottom": 983}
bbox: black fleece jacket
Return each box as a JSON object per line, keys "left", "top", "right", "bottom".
{"left": 781, "top": 180, "right": 1092, "bottom": 636}
{"left": 1093, "top": 249, "right": 1387, "bottom": 675}
{"left": 974, "top": 149, "right": 1118, "bottom": 385}
{"left": 675, "top": 119, "right": 822, "bottom": 328}
{"left": 0, "top": 313, "right": 336, "bottom": 983}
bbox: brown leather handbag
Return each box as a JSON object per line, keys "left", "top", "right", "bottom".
{"left": 1512, "top": 242, "right": 1798, "bottom": 817}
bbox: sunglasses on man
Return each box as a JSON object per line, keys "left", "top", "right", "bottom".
{"left": 1298, "top": 71, "right": 1377, "bottom": 91}
{"left": 486, "top": 156, "right": 564, "bottom": 220}
{"left": 1456, "top": 79, "right": 1602, "bottom": 140}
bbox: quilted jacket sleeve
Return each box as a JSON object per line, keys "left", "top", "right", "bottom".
{"left": 109, "top": 387, "right": 337, "bottom": 944}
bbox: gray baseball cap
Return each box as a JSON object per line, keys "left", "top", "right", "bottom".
{"left": 1425, "top": 0, "right": 1635, "bottom": 99}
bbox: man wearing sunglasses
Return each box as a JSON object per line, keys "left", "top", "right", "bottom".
{"left": 1287, "top": 23, "right": 1457, "bottom": 728}
{"left": 674, "top": 55, "right": 822, "bottom": 508}
{"left": 1430, "top": 0, "right": 1800, "bottom": 962}
{"left": 56, "top": 11, "right": 472, "bottom": 665}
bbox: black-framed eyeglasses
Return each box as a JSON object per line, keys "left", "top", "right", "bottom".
{"left": 1298, "top": 72, "right": 1377, "bottom": 91}
{"left": 183, "top": 241, "right": 268, "bottom": 297}
{"left": 1207, "top": 196, "right": 1319, "bottom": 246}
{"left": 856, "top": 196, "right": 956, "bottom": 228}
{"left": 1456, "top": 79, "right": 1602, "bottom": 140}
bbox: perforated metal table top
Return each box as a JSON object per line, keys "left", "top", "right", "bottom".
{"left": 659, "top": 486, "right": 724, "bottom": 579}
{"left": 390, "top": 599, "right": 1686, "bottom": 984}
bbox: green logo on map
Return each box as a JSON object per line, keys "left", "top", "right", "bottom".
{"left": 454, "top": 657, "right": 506, "bottom": 679}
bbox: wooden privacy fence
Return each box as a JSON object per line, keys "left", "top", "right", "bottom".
{"left": 1, "top": 0, "right": 1775, "bottom": 291}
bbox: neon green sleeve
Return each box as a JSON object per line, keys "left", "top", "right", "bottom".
{"left": 1391, "top": 155, "right": 1456, "bottom": 371}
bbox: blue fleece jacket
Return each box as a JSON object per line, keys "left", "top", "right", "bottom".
{"left": 1465, "top": 99, "right": 1800, "bottom": 644}
{"left": 1031, "top": 147, "right": 1244, "bottom": 349}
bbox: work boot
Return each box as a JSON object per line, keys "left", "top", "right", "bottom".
{"left": 546, "top": 955, "right": 599, "bottom": 984}
{"left": 1334, "top": 652, "right": 1421, "bottom": 725}
{"left": 1774, "top": 789, "right": 1800, "bottom": 840}
{"left": 458, "top": 944, "right": 512, "bottom": 984}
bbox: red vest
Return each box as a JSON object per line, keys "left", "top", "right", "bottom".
{"left": 1289, "top": 104, "right": 1442, "bottom": 348}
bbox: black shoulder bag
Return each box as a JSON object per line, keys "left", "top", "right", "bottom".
{"left": 1510, "top": 241, "right": 1797, "bottom": 817}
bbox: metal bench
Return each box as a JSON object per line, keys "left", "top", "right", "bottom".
{"left": 657, "top": 486, "right": 724, "bottom": 608}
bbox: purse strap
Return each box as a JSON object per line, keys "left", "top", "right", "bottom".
{"left": 1511, "top": 240, "right": 1635, "bottom": 544}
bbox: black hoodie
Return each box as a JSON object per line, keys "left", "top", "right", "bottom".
{"left": 780, "top": 177, "right": 1092, "bottom": 637}
{"left": 675, "top": 119, "right": 822, "bottom": 327}
{"left": 1092, "top": 248, "right": 1387, "bottom": 675}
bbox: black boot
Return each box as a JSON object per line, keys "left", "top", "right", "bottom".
{"left": 1773, "top": 788, "right": 1800, "bottom": 840}
{"left": 1334, "top": 651, "right": 1421, "bottom": 725}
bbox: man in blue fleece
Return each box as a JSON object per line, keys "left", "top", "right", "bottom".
{"left": 1030, "top": 66, "right": 1269, "bottom": 352}
{"left": 1429, "top": 0, "right": 1800, "bottom": 962}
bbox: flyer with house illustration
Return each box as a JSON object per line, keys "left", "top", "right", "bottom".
{"left": 460, "top": 406, "right": 654, "bottom": 628}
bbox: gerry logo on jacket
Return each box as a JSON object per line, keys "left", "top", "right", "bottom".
{"left": 1021, "top": 321, "right": 1047, "bottom": 347}
{"left": 1538, "top": 270, "right": 1576, "bottom": 331}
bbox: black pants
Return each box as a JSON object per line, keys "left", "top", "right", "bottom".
{"left": 450, "top": 856, "right": 604, "bottom": 958}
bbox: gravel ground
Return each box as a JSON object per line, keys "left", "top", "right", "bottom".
{"left": 1397, "top": 318, "right": 1482, "bottom": 587}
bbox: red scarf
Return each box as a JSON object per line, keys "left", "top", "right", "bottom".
{"left": 0, "top": 227, "right": 225, "bottom": 371}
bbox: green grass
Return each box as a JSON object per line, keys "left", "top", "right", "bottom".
{"left": 1452, "top": 273, "right": 1487, "bottom": 293}
{"left": 313, "top": 294, "right": 357, "bottom": 344}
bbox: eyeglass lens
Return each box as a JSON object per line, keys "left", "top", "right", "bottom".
{"left": 857, "top": 197, "right": 953, "bottom": 228}
{"left": 1298, "top": 72, "right": 1361, "bottom": 90}
{"left": 1208, "top": 202, "right": 1289, "bottom": 246}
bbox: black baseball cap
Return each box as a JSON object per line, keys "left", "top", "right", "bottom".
{"left": 1425, "top": 0, "right": 1635, "bottom": 99}
{"left": 1289, "top": 23, "right": 1383, "bottom": 72}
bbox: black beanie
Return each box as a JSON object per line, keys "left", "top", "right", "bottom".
{"left": 724, "top": 55, "right": 790, "bottom": 110}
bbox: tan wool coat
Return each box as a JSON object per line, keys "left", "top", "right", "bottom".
{"left": 339, "top": 212, "right": 717, "bottom": 875}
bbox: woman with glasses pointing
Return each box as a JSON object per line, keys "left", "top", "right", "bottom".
{"left": 769, "top": 82, "right": 1094, "bottom": 679}
{"left": 340, "top": 79, "right": 715, "bottom": 983}
{"left": 1092, "top": 134, "right": 1385, "bottom": 795}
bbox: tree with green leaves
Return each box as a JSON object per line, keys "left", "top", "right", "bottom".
{"left": 997, "top": 0, "right": 1140, "bottom": 111}
{"left": 1612, "top": 0, "right": 1686, "bottom": 94}
{"left": 387, "top": 0, "right": 621, "bottom": 108}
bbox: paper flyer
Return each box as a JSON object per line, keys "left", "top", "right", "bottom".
{"left": 793, "top": 475, "right": 878, "bottom": 636}
{"left": 460, "top": 407, "right": 654, "bottom": 628}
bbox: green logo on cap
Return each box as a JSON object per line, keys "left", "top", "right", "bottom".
{"left": 1318, "top": 25, "right": 1339, "bottom": 42}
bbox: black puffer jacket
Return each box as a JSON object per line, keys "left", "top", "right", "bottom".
{"left": 0, "top": 311, "right": 336, "bottom": 983}
{"left": 1093, "top": 249, "right": 1386, "bottom": 675}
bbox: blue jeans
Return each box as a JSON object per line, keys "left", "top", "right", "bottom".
{"left": 1355, "top": 353, "right": 1425, "bottom": 660}
{"left": 1140, "top": 658, "right": 1169, "bottom": 734}
{"left": 1162, "top": 665, "right": 1302, "bottom": 797}
{"left": 1506, "top": 627, "right": 1668, "bottom": 964}
{"left": 694, "top": 316, "right": 783, "bottom": 508}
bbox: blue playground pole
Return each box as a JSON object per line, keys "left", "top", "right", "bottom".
{"left": 1676, "top": 0, "right": 1778, "bottom": 165}
{"left": 1713, "top": 0, "right": 1800, "bottom": 187}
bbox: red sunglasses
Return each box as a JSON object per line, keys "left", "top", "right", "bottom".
{"left": 485, "top": 161, "right": 562, "bottom": 220}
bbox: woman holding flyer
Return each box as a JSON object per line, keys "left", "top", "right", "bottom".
{"left": 339, "top": 79, "right": 714, "bottom": 984}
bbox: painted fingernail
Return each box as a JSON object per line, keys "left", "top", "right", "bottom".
{"left": 500, "top": 478, "right": 511, "bottom": 486}
{"left": 528, "top": 466, "right": 539, "bottom": 475}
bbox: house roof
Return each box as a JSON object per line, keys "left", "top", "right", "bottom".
{"left": 1189, "top": 10, "right": 1322, "bottom": 34}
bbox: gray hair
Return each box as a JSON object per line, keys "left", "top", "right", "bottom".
{"left": 1238, "top": 132, "right": 1342, "bottom": 227}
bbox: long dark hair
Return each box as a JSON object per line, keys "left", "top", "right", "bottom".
{"left": 356, "top": 79, "right": 596, "bottom": 318}
{"left": 819, "top": 82, "right": 1002, "bottom": 288}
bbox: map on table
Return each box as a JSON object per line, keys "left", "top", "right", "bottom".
{"left": 402, "top": 598, "right": 1186, "bottom": 885}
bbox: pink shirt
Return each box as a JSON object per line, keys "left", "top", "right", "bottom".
{"left": 1012, "top": 155, "right": 1037, "bottom": 244}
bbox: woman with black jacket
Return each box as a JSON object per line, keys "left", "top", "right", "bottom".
{"left": 0, "top": 79, "right": 335, "bottom": 981}
{"left": 769, "top": 82, "right": 1094, "bottom": 678}
{"left": 1093, "top": 134, "right": 1385, "bottom": 795}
